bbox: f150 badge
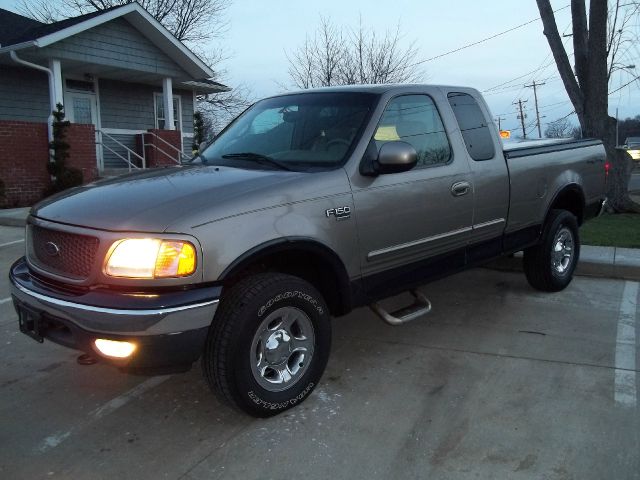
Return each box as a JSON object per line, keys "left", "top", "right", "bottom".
{"left": 325, "top": 206, "right": 351, "bottom": 220}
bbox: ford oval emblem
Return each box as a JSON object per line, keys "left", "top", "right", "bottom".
{"left": 44, "top": 241, "right": 61, "bottom": 257}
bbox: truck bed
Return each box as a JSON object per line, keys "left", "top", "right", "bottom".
{"left": 503, "top": 138, "right": 606, "bottom": 234}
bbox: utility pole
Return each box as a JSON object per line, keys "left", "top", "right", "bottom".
{"left": 514, "top": 99, "right": 528, "bottom": 139}
{"left": 495, "top": 116, "right": 506, "bottom": 131}
{"left": 524, "top": 80, "right": 545, "bottom": 138}
{"left": 616, "top": 107, "right": 619, "bottom": 146}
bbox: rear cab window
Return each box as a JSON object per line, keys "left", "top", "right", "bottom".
{"left": 447, "top": 92, "right": 496, "bottom": 161}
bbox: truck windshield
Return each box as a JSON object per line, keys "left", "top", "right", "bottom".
{"left": 196, "top": 92, "right": 377, "bottom": 171}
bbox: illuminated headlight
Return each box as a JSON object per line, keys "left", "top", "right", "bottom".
{"left": 105, "top": 238, "right": 196, "bottom": 278}
{"left": 627, "top": 149, "right": 640, "bottom": 160}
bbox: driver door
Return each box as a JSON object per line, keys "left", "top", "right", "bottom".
{"left": 351, "top": 94, "right": 474, "bottom": 295}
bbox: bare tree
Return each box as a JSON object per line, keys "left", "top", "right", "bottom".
{"left": 17, "top": 0, "right": 229, "bottom": 44}
{"left": 197, "top": 83, "right": 252, "bottom": 135}
{"left": 535, "top": 0, "right": 640, "bottom": 212}
{"left": 286, "top": 16, "right": 423, "bottom": 89}
{"left": 545, "top": 117, "right": 576, "bottom": 138}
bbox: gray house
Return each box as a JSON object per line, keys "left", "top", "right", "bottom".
{"left": 0, "top": 2, "right": 226, "bottom": 203}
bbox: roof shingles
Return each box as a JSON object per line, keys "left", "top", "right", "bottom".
{"left": 0, "top": 6, "right": 122, "bottom": 47}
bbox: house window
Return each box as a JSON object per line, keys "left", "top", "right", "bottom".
{"left": 154, "top": 93, "right": 182, "bottom": 130}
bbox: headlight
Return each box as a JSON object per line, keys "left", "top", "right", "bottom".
{"left": 105, "top": 238, "right": 196, "bottom": 278}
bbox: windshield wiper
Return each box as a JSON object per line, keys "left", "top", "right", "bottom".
{"left": 221, "top": 152, "right": 293, "bottom": 171}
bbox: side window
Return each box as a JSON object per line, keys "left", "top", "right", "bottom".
{"left": 373, "top": 95, "right": 451, "bottom": 168}
{"left": 447, "top": 92, "right": 496, "bottom": 161}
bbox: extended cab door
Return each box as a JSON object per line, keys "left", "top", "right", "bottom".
{"left": 350, "top": 93, "right": 474, "bottom": 295}
{"left": 445, "top": 90, "right": 510, "bottom": 260}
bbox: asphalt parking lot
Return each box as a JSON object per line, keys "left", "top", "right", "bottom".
{"left": 1, "top": 225, "right": 638, "bottom": 480}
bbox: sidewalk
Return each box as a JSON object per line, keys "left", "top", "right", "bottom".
{"left": 0, "top": 207, "right": 30, "bottom": 227}
{"left": 1, "top": 206, "right": 639, "bottom": 281}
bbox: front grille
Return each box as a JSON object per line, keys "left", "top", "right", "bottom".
{"left": 29, "top": 225, "right": 99, "bottom": 279}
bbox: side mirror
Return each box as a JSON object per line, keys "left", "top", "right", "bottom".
{"left": 376, "top": 141, "right": 418, "bottom": 174}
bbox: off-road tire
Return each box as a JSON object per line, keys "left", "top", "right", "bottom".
{"left": 202, "top": 273, "right": 331, "bottom": 417}
{"left": 523, "top": 209, "right": 580, "bottom": 292}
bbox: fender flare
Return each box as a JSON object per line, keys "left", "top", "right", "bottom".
{"left": 219, "top": 237, "right": 353, "bottom": 314}
{"left": 544, "top": 183, "right": 586, "bottom": 225}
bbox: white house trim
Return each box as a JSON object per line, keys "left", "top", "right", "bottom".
{"left": 0, "top": 2, "right": 214, "bottom": 78}
{"left": 49, "top": 59, "right": 63, "bottom": 107}
{"left": 0, "top": 3, "right": 214, "bottom": 79}
{"left": 102, "top": 128, "right": 146, "bottom": 135}
{"left": 162, "top": 77, "right": 174, "bottom": 131}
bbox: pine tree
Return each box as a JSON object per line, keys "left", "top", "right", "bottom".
{"left": 47, "top": 103, "right": 83, "bottom": 194}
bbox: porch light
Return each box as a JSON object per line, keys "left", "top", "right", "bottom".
{"left": 94, "top": 339, "right": 137, "bottom": 358}
{"left": 105, "top": 238, "right": 196, "bottom": 278}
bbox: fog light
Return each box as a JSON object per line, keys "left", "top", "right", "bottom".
{"left": 94, "top": 339, "right": 137, "bottom": 358}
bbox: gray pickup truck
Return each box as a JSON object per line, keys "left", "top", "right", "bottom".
{"left": 10, "top": 85, "right": 607, "bottom": 417}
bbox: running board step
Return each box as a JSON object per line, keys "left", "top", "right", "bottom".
{"left": 370, "top": 290, "right": 432, "bottom": 326}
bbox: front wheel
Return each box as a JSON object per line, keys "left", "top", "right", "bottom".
{"left": 202, "top": 273, "right": 331, "bottom": 417}
{"left": 523, "top": 209, "right": 580, "bottom": 292}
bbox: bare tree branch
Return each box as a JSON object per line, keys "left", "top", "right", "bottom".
{"left": 571, "top": 0, "right": 589, "bottom": 89}
{"left": 285, "top": 16, "right": 424, "bottom": 89}
{"left": 537, "top": 0, "right": 585, "bottom": 122}
{"left": 18, "top": 0, "right": 230, "bottom": 44}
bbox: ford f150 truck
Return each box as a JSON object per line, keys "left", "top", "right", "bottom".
{"left": 10, "top": 85, "right": 607, "bottom": 417}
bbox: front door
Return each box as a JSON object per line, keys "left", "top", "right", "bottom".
{"left": 352, "top": 94, "right": 474, "bottom": 297}
{"left": 64, "top": 91, "right": 101, "bottom": 169}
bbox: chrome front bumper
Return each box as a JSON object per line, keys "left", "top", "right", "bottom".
{"left": 9, "top": 257, "right": 221, "bottom": 371}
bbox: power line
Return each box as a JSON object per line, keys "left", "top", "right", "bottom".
{"left": 407, "top": 4, "right": 570, "bottom": 68}
{"left": 504, "top": 22, "right": 573, "bottom": 107}
{"left": 609, "top": 75, "right": 640, "bottom": 95}
{"left": 483, "top": 60, "right": 557, "bottom": 92}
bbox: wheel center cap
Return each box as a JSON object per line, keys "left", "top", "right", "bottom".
{"left": 265, "top": 329, "right": 291, "bottom": 364}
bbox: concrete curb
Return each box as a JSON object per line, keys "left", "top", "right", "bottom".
{"left": 0, "top": 208, "right": 29, "bottom": 227}
{"left": 487, "top": 245, "right": 640, "bottom": 282}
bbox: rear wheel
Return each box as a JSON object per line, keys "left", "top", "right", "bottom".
{"left": 523, "top": 209, "right": 580, "bottom": 292}
{"left": 202, "top": 273, "right": 331, "bottom": 417}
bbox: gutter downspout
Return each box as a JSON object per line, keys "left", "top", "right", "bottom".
{"left": 9, "top": 51, "right": 57, "bottom": 147}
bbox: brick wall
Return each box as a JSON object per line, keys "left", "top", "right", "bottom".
{"left": 144, "top": 129, "right": 182, "bottom": 167}
{"left": 0, "top": 120, "right": 97, "bottom": 207}
{"left": 67, "top": 124, "right": 98, "bottom": 183}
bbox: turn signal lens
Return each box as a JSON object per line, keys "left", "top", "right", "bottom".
{"left": 105, "top": 239, "right": 196, "bottom": 278}
{"left": 154, "top": 241, "right": 196, "bottom": 277}
{"left": 94, "top": 339, "right": 136, "bottom": 358}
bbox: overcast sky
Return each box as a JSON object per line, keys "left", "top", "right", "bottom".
{"left": 2, "top": 0, "right": 638, "bottom": 137}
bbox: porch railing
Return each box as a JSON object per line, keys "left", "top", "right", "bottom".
{"left": 96, "top": 129, "right": 146, "bottom": 171}
{"left": 96, "top": 129, "right": 191, "bottom": 172}
{"left": 142, "top": 131, "right": 191, "bottom": 165}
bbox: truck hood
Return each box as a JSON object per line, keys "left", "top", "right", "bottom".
{"left": 32, "top": 165, "right": 346, "bottom": 232}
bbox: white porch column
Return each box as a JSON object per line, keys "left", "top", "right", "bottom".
{"left": 162, "top": 77, "right": 175, "bottom": 130}
{"left": 48, "top": 59, "right": 64, "bottom": 111}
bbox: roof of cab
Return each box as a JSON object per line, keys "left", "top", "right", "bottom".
{"left": 265, "top": 83, "right": 478, "bottom": 99}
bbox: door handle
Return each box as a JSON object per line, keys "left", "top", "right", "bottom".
{"left": 451, "top": 181, "right": 471, "bottom": 197}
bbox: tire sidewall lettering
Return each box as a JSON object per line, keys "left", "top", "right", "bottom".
{"left": 247, "top": 382, "right": 315, "bottom": 410}
{"left": 258, "top": 290, "right": 324, "bottom": 317}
